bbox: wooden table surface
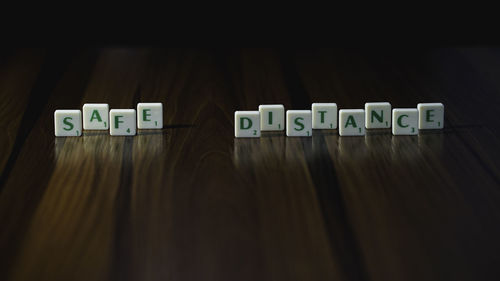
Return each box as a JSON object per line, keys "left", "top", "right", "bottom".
{"left": 1, "top": 48, "right": 500, "bottom": 281}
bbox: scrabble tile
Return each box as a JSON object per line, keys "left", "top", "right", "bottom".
{"left": 339, "top": 109, "right": 365, "bottom": 136}
{"left": 82, "top": 103, "right": 109, "bottom": 130}
{"left": 365, "top": 102, "right": 391, "bottom": 129}
{"left": 235, "top": 111, "right": 260, "bottom": 137}
{"left": 259, "top": 104, "right": 284, "bottom": 131}
{"left": 137, "top": 102, "right": 163, "bottom": 129}
{"left": 312, "top": 103, "right": 337, "bottom": 129}
{"left": 110, "top": 109, "right": 136, "bottom": 136}
{"left": 286, "top": 110, "right": 312, "bottom": 137}
{"left": 417, "top": 103, "right": 444, "bottom": 129}
{"left": 54, "top": 110, "right": 82, "bottom": 137}
{"left": 392, "top": 108, "right": 418, "bottom": 135}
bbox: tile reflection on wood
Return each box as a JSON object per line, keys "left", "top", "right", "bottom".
{"left": 338, "top": 136, "right": 368, "bottom": 161}
{"left": 391, "top": 135, "right": 421, "bottom": 162}
{"left": 232, "top": 136, "right": 285, "bottom": 168}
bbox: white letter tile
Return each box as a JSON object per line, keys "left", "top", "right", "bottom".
{"left": 312, "top": 103, "right": 337, "bottom": 129}
{"left": 339, "top": 109, "right": 365, "bottom": 136}
{"left": 259, "top": 104, "right": 284, "bottom": 131}
{"left": 365, "top": 102, "right": 391, "bottom": 129}
{"left": 137, "top": 102, "right": 163, "bottom": 129}
{"left": 54, "top": 110, "right": 82, "bottom": 137}
{"left": 286, "top": 110, "right": 312, "bottom": 137}
{"left": 83, "top": 103, "right": 109, "bottom": 130}
{"left": 392, "top": 108, "right": 418, "bottom": 135}
{"left": 235, "top": 111, "right": 260, "bottom": 138}
{"left": 417, "top": 103, "right": 444, "bottom": 129}
{"left": 110, "top": 109, "right": 136, "bottom": 136}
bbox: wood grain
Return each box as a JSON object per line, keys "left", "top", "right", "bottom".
{"left": 1, "top": 48, "right": 500, "bottom": 281}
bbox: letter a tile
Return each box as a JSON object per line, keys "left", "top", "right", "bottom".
{"left": 83, "top": 103, "right": 109, "bottom": 130}
{"left": 339, "top": 109, "right": 365, "bottom": 136}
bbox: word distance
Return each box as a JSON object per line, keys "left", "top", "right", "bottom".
{"left": 234, "top": 102, "right": 444, "bottom": 138}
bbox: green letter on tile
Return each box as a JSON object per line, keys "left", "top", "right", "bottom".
{"left": 371, "top": 110, "right": 383, "bottom": 123}
{"left": 90, "top": 110, "right": 102, "bottom": 122}
{"left": 143, "top": 109, "right": 151, "bottom": 121}
{"left": 397, "top": 114, "right": 409, "bottom": 128}
{"left": 319, "top": 111, "right": 327, "bottom": 123}
{"left": 240, "top": 117, "right": 252, "bottom": 129}
{"left": 63, "top": 117, "right": 74, "bottom": 131}
{"left": 115, "top": 115, "right": 124, "bottom": 129}
{"left": 426, "top": 109, "right": 435, "bottom": 122}
{"left": 294, "top": 117, "right": 304, "bottom": 131}
{"left": 345, "top": 116, "right": 357, "bottom": 128}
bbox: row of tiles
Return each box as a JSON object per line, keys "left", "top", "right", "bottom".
{"left": 54, "top": 103, "right": 163, "bottom": 136}
{"left": 235, "top": 102, "right": 444, "bottom": 137}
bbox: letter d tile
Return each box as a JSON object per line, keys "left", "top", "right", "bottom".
{"left": 235, "top": 111, "right": 260, "bottom": 138}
